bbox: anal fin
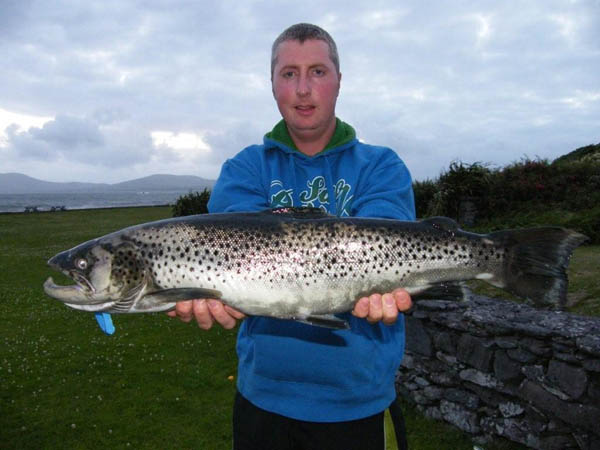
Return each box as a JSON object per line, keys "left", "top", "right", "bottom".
{"left": 296, "top": 314, "right": 349, "bottom": 330}
{"left": 410, "top": 282, "right": 471, "bottom": 302}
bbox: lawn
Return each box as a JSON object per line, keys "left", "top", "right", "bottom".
{"left": 1, "top": 207, "right": 237, "bottom": 449}
{"left": 2, "top": 207, "right": 592, "bottom": 449}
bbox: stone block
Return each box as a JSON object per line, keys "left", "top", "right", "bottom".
{"left": 586, "top": 377, "right": 600, "bottom": 402}
{"left": 518, "top": 380, "right": 600, "bottom": 433}
{"left": 444, "top": 388, "right": 479, "bottom": 409}
{"left": 463, "top": 383, "right": 503, "bottom": 407}
{"left": 439, "top": 400, "right": 480, "bottom": 434}
{"left": 498, "top": 401, "right": 524, "bottom": 418}
{"left": 436, "top": 351, "right": 458, "bottom": 365}
{"left": 539, "top": 435, "right": 578, "bottom": 450}
{"left": 412, "top": 390, "right": 433, "bottom": 405}
{"left": 522, "top": 364, "right": 545, "bottom": 382}
{"left": 433, "top": 331, "right": 457, "bottom": 354}
{"left": 457, "top": 334, "right": 494, "bottom": 371}
{"left": 494, "top": 349, "right": 522, "bottom": 382}
{"left": 415, "top": 376, "right": 430, "bottom": 387}
{"left": 582, "top": 358, "right": 600, "bottom": 372}
{"left": 460, "top": 368, "right": 499, "bottom": 389}
{"left": 495, "top": 336, "right": 519, "bottom": 349}
{"left": 547, "top": 359, "right": 588, "bottom": 399}
{"left": 553, "top": 351, "right": 580, "bottom": 364}
{"left": 576, "top": 334, "right": 600, "bottom": 355}
{"left": 507, "top": 347, "right": 537, "bottom": 364}
{"left": 489, "top": 417, "right": 541, "bottom": 448}
{"left": 400, "top": 354, "right": 415, "bottom": 369}
{"left": 429, "top": 371, "right": 459, "bottom": 387}
{"left": 521, "top": 337, "right": 552, "bottom": 357}
{"left": 423, "top": 406, "right": 442, "bottom": 421}
{"left": 422, "top": 385, "right": 444, "bottom": 401}
{"left": 405, "top": 316, "right": 433, "bottom": 357}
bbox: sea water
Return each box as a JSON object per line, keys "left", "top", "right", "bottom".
{"left": 0, "top": 191, "right": 189, "bottom": 213}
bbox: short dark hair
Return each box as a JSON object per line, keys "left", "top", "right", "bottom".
{"left": 271, "top": 23, "right": 340, "bottom": 78}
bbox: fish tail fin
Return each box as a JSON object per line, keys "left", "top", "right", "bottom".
{"left": 489, "top": 227, "right": 587, "bottom": 308}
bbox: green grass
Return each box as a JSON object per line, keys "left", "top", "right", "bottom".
{"left": 1, "top": 207, "right": 590, "bottom": 449}
{"left": 1, "top": 208, "right": 238, "bottom": 449}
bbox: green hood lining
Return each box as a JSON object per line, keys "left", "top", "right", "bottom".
{"left": 265, "top": 118, "right": 356, "bottom": 154}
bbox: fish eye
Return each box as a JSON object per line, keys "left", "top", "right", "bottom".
{"left": 76, "top": 258, "right": 88, "bottom": 270}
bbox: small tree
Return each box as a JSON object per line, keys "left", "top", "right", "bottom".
{"left": 435, "top": 161, "right": 492, "bottom": 220}
{"left": 172, "top": 188, "right": 211, "bottom": 217}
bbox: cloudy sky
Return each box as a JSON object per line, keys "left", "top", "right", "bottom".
{"left": 1, "top": 0, "right": 599, "bottom": 183}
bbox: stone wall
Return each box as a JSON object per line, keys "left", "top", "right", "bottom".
{"left": 396, "top": 296, "right": 600, "bottom": 449}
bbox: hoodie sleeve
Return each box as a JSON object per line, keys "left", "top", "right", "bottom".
{"left": 350, "top": 146, "right": 416, "bottom": 221}
{"left": 207, "top": 146, "right": 270, "bottom": 213}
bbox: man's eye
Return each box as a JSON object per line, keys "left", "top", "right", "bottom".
{"left": 282, "top": 71, "right": 295, "bottom": 78}
{"left": 313, "top": 68, "right": 325, "bottom": 76}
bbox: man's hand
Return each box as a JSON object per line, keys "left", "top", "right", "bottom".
{"left": 168, "top": 288, "right": 412, "bottom": 329}
{"left": 352, "top": 288, "right": 412, "bottom": 325}
{"left": 166, "top": 299, "right": 245, "bottom": 330}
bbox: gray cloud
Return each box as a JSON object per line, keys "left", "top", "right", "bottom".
{"left": 0, "top": 0, "right": 598, "bottom": 183}
{"left": 5, "top": 114, "right": 154, "bottom": 167}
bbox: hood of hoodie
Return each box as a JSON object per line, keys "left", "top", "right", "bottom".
{"left": 263, "top": 118, "right": 357, "bottom": 157}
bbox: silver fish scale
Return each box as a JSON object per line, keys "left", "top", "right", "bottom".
{"left": 125, "top": 218, "right": 505, "bottom": 317}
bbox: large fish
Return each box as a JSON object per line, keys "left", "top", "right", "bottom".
{"left": 44, "top": 208, "right": 587, "bottom": 329}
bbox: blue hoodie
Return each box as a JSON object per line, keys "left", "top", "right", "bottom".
{"left": 208, "top": 119, "right": 416, "bottom": 422}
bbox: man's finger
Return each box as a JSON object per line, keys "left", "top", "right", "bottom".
{"left": 175, "top": 300, "right": 194, "bottom": 323}
{"left": 352, "top": 297, "right": 370, "bottom": 318}
{"left": 208, "top": 300, "right": 237, "bottom": 330}
{"left": 393, "top": 289, "right": 413, "bottom": 312}
{"left": 381, "top": 293, "right": 398, "bottom": 325}
{"left": 193, "top": 299, "right": 214, "bottom": 330}
{"left": 367, "top": 294, "right": 383, "bottom": 323}
{"left": 224, "top": 305, "right": 246, "bottom": 320}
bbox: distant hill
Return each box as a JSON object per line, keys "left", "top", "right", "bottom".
{"left": 553, "top": 143, "right": 600, "bottom": 165}
{"left": 0, "top": 173, "right": 214, "bottom": 194}
{"left": 110, "top": 174, "right": 213, "bottom": 191}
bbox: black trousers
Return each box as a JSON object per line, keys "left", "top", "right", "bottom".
{"left": 232, "top": 391, "right": 408, "bottom": 450}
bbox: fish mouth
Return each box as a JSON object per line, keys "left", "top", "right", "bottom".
{"left": 43, "top": 274, "right": 102, "bottom": 305}
{"left": 70, "top": 271, "right": 96, "bottom": 294}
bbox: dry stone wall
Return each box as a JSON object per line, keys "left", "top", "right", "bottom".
{"left": 396, "top": 296, "right": 600, "bottom": 449}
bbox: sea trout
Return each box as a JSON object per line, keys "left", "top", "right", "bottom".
{"left": 44, "top": 208, "right": 587, "bottom": 329}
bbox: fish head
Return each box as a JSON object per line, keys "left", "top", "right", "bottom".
{"left": 44, "top": 236, "right": 149, "bottom": 312}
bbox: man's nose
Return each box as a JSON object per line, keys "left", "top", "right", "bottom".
{"left": 296, "top": 73, "right": 311, "bottom": 96}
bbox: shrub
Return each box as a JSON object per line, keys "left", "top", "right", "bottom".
{"left": 412, "top": 179, "right": 438, "bottom": 218}
{"left": 172, "top": 188, "right": 211, "bottom": 217}
{"left": 429, "top": 161, "right": 493, "bottom": 219}
{"left": 411, "top": 154, "right": 600, "bottom": 243}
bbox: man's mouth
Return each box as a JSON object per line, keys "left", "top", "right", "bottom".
{"left": 295, "top": 105, "right": 315, "bottom": 115}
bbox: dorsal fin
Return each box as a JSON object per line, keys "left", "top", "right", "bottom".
{"left": 420, "top": 216, "right": 460, "bottom": 232}
{"left": 263, "top": 207, "right": 331, "bottom": 219}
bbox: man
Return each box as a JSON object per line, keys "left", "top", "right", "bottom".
{"left": 169, "top": 23, "right": 415, "bottom": 449}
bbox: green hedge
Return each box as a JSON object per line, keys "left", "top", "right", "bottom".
{"left": 413, "top": 156, "right": 600, "bottom": 243}
{"left": 172, "top": 188, "right": 211, "bottom": 217}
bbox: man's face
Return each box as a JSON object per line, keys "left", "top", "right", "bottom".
{"left": 271, "top": 39, "right": 341, "bottom": 145}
